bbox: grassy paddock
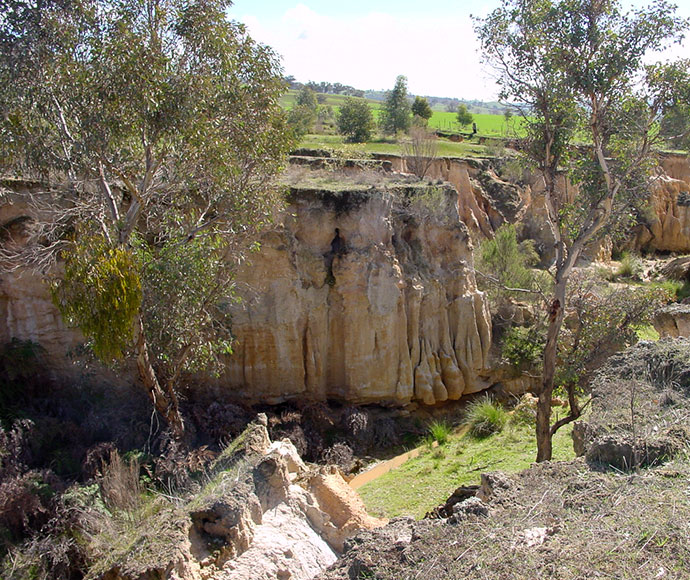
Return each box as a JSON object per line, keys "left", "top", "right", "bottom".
{"left": 282, "top": 89, "right": 525, "bottom": 140}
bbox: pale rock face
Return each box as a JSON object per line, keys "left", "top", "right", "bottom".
{"left": 0, "top": 193, "right": 82, "bottom": 367}
{"left": 639, "top": 156, "right": 690, "bottom": 253}
{"left": 224, "top": 184, "right": 492, "bottom": 406}
{"left": 381, "top": 153, "right": 690, "bottom": 257}
{"left": 652, "top": 304, "right": 690, "bottom": 339}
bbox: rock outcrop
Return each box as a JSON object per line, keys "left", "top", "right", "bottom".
{"left": 223, "top": 177, "right": 492, "bottom": 406}
{"left": 652, "top": 304, "right": 690, "bottom": 338}
{"left": 635, "top": 155, "right": 690, "bottom": 253}
{"left": 99, "top": 419, "right": 386, "bottom": 580}
{"left": 0, "top": 184, "right": 82, "bottom": 365}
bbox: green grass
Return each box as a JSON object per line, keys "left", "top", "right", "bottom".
{"left": 282, "top": 89, "right": 525, "bottom": 143}
{"left": 428, "top": 111, "right": 526, "bottom": 137}
{"left": 466, "top": 396, "right": 509, "bottom": 437}
{"left": 298, "top": 133, "right": 494, "bottom": 158}
{"left": 428, "top": 420, "right": 452, "bottom": 445}
{"left": 635, "top": 323, "right": 660, "bottom": 341}
{"left": 358, "top": 421, "right": 576, "bottom": 519}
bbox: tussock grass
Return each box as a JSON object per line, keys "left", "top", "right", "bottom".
{"left": 427, "top": 420, "right": 452, "bottom": 446}
{"left": 466, "top": 396, "right": 509, "bottom": 437}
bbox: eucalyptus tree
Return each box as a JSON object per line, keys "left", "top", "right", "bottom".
{"left": 475, "top": 0, "right": 689, "bottom": 461}
{"left": 0, "top": 0, "right": 293, "bottom": 438}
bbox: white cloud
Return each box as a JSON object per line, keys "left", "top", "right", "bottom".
{"left": 237, "top": 4, "right": 500, "bottom": 100}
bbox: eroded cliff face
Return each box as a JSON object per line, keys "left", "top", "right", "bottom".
{"left": 223, "top": 180, "right": 492, "bottom": 406}
{"left": 636, "top": 155, "right": 690, "bottom": 253}
{"left": 379, "top": 153, "right": 690, "bottom": 256}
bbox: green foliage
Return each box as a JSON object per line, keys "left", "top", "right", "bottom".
{"left": 0, "top": 0, "right": 293, "bottom": 433}
{"left": 288, "top": 86, "right": 319, "bottom": 138}
{"left": 475, "top": 0, "right": 688, "bottom": 247}
{"left": 466, "top": 396, "right": 509, "bottom": 438}
{"left": 51, "top": 236, "right": 141, "bottom": 361}
{"left": 379, "top": 75, "right": 411, "bottom": 135}
{"left": 411, "top": 96, "right": 433, "bottom": 122}
{"left": 502, "top": 326, "right": 545, "bottom": 371}
{"left": 288, "top": 105, "right": 317, "bottom": 139}
{"left": 616, "top": 252, "right": 644, "bottom": 279}
{"left": 295, "top": 86, "right": 318, "bottom": 110}
{"left": 427, "top": 420, "right": 451, "bottom": 446}
{"left": 337, "top": 97, "right": 375, "bottom": 143}
{"left": 556, "top": 273, "right": 672, "bottom": 390}
{"left": 135, "top": 232, "right": 234, "bottom": 377}
{"left": 476, "top": 224, "right": 541, "bottom": 304}
{"left": 456, "top": 104, "right": 474, "bottom": 127}
{"left": 660, "top": 103, "right": 690, "bottom": 151}
{"left": 475, "top": 0, "right": 688, "bottom": 460}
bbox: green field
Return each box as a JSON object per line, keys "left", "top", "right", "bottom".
{"left": 428, "top": 111, "right": 525, "bottom": 137}
{"left": 283, "top": 89, "right": 526, "bottom": 156}
{"left": 281, "top": 89, "right": 523, "bottom": 138}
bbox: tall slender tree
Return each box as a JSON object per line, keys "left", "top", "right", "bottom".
{"left": 380, "top": 75, "right": 412, "bottom": 135}
{"left": 475, "top": 0, "right": 689, "bottom": 461}
{"left": 0, "top": 0, "right": 293, "bottom": 438}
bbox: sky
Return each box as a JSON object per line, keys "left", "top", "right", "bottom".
{"left": 230, "top": 0, "right": 690, "bottom": 102}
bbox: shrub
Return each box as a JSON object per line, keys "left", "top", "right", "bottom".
{"left": 428, "top": 420, "right": 452, "bottom": 446}
{"left": 466, "top": 397, "right": 508, "bottom": 437}
{"left": 319, "top": 443, "right": 355, "bottom": 473}
{"left": 476, "top": 224, "right": 542, "bottom": 306}
{"left": 502, "top": 326, "right": 545, "bottom": 371}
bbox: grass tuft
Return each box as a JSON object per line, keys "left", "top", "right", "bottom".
{"left": 616, "top": 252, "right": 643, "bottom": 279}
{"left": 466, "top": 396, "right": 509, "bottom": 437}
{"left": 428, "top": 420, "right": 452, "bottom": 445}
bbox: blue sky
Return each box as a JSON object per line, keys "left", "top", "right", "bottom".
{"left": 230, "top": 1, "right": 690, "bottom": 101}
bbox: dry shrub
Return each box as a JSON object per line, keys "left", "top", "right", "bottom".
{"left": 372, "top": 416, "right": 400, "bottom": 448}
{"left": 0, "top": 420, "right": 34, "bottom": 477}
{"left": 192, "top": 401, "right": 251, "bottom": 443}
{"left": 0, "top": 421, "right": 63, "bottom": 541}
{"left": 301, "top": 402, "right": 335, "bottom": 433}
{"left": 99, "top": 450, "right": 141, "bottom": 513}
{"left": 0, "top": 470, "right": 58, "bottom": 539}
{"left": 268, "top": 410, "right": 309, "bottom": 457}
{"left": 81, "top": 442, "right": 117, "bottom": 480}
{"left": 319, "top": 443, "right": 355, "bottom": 473}
{"left": 153, "top": 437, "right": 216, "bottom": 491}
{"left": 343, "top": 406, "right": 374, "bottom": 453}
{"left": 1, "top": 484, "right": 107, "bottom": 580}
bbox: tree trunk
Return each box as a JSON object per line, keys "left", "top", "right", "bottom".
{"left": 535, "top": 276, "right": 567, "bottom": 462}
{"left": 133, "top": 315, "right": 185, "bottom": 439}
